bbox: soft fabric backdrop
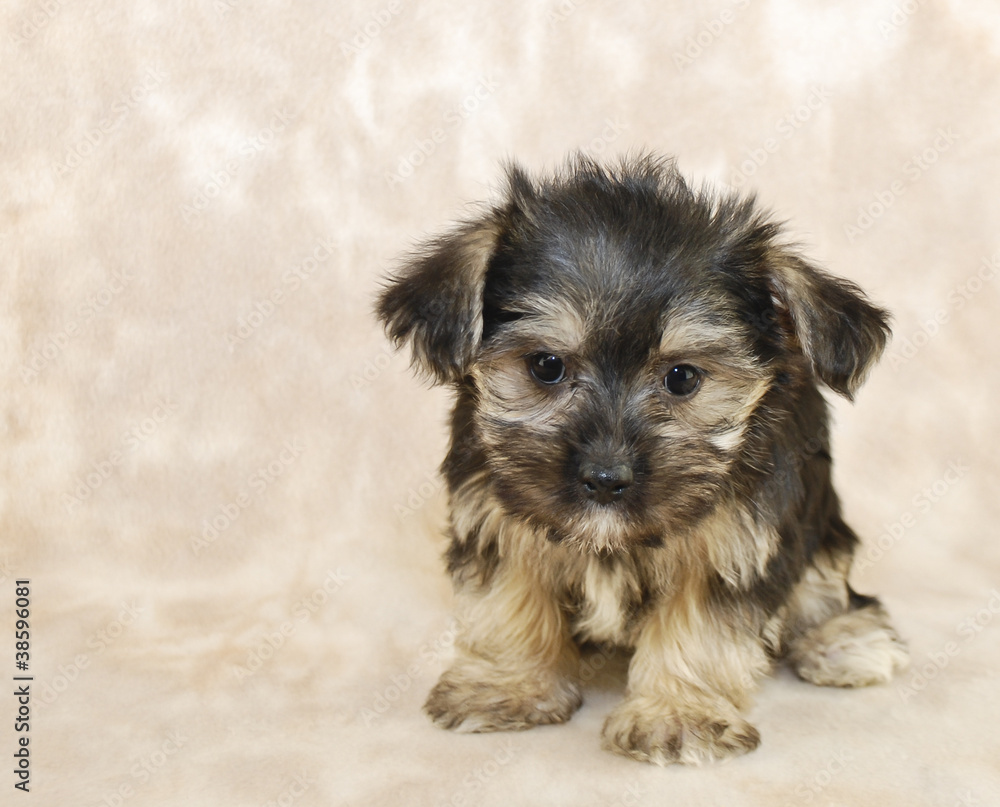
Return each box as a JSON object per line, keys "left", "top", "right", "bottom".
{"left": 2, "top": 1, "right": 998, "bottom": 805}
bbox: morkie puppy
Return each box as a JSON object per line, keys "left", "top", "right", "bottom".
{"left": 377, "top": 155, "right": 908, "bottom": 765}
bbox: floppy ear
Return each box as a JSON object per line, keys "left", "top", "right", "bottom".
{"left": 376, "top": 217, "right": 501, "bottom": 385}
{"left": 766, "top": 250, "right": 891, "bottom": 400}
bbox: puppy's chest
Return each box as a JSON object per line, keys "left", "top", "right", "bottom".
{"left": 566, "top": 559, "right": 653, "bottom": 645}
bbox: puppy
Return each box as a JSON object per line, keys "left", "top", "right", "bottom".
{"left": 377, "top": 155, "right": 908, "bottom": 765}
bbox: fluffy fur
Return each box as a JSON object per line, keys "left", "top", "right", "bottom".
{"left": 377, "top": 155, "right": 908, "bottom": 765}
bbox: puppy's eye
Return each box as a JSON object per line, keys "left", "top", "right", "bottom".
{"left": 528, "top": 353, "right": 566, "bottom": 385}
{"left": 664, "top": 364, "right": 701, "bottom": 396}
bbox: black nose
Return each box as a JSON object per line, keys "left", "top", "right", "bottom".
{"left": 579, "top": 462, "right": 634, "bottom": 505}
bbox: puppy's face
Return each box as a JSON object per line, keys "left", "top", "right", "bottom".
{"left": 379, "top": 157, "right": 889, "bottom": 553}
{"left": 472, "top": 224, "right": 776, "bottom": 551}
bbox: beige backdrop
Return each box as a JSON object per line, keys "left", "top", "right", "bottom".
{"left": 3, "top": 1, "right": 999, "bottom": 805}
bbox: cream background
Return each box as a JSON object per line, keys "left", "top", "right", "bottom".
{"left": 3, "top": 1, "right": 999, "bottom": 805}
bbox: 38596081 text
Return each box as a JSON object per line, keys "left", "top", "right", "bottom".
{"left": 13, "top": 579, "right": 31, "bottom": 793}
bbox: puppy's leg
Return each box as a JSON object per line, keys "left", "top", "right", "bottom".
{"left": 784, "top": 551, "right": 909, "bottom": 687}
{"left": 425, "top": 564, "right": 581, "bottom": 732}
{"left": 602, "top": 577, "right": 769, "bottom": 765}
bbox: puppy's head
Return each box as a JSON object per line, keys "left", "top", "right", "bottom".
{"left": 378, "top": 156, "right": 890, "bottom": 552}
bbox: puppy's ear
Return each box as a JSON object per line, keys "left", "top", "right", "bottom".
{"left": 766, "top": 250, "right": 891, "bottom": 400}
{"left": 376, "top": 217, "right": 501, "bottom": 385}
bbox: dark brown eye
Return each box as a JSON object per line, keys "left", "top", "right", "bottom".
{"left": 664, "top": 364, "right": 701, "bottom": 396}
{"left": 528, "top": 354, "right": 566, "bottom": 384}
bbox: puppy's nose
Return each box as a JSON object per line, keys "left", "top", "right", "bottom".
{"left": 579, "top": 462, "right": 634, "bottom": 505}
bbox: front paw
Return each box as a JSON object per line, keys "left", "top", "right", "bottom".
{"left": 789, "top": 606, "right": 910, "bottom": 688}
{"left": 425, "top": 663, "right": 582, "bottom": 732}
{"left": 602, "top": 694, "right": 760, "bottom": 765}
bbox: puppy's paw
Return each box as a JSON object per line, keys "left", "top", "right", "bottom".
{"left": 601, "top": 694, "right": 760, "bottom": 765}
{"left": 425, "top": 664, "right": 582, "bottom": 732}
{"left": 790, "top": 605, "right": 909, "bottom": 687}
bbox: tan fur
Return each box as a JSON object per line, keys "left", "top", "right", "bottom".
{"left": 701, "top": 500, "right": 781, "bottom": 589}
{"left": 663, "top": 368, "right": 770, "bottom": 440}
{"left": 782, "top": 551, "right": 909, "bottom": 686}
{"left": 434, "top": 473, "right": 909, "bottom": 758}
{"left": 517, "top": 293, "right": 588, "bottom": 351}
{"left": 471, "top": 356, "right": 572, "bottom": 428}
{"left": 789, "top": 605, "right": 910, "bottom": 687}
{"left": 602, "top": 691, "right": 760, "bottom": 766}
{"left": 655, "top": 309, "right": 775, "bottom": 466}
{"left": 437, "top": 408, "right": 908, "bottom": 759}
{"left": 459, "top": 222, "right": 504, "bottom": 349}
{"left": 387, "top": 158, "right": 904, "bottom": 764}
{"left": 626, "top": 567, "right": 770, "bottom": 708}
{"left": 576, "top": 560, "right": 636, "bottom": 643}
{"left": 781, "top": 550, "right": 851, "bottom": 641}
{"left": 602, "top": 565, "right": 769, "bottom": 764}
{"left": 558, "top": 507, "right": 637, "bottom": 555}
{"left": 425, "top": 555, "right": 582, "bottom": 732}
{"left": 658, "top": 299, "right": 752, "bottom": 357}
{"left": 440, "top": 478, "right": 778, "bottom": 760}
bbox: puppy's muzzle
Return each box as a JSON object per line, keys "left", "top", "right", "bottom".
{"left": 578, "top": 461, "right": 634, "bottom": 505}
